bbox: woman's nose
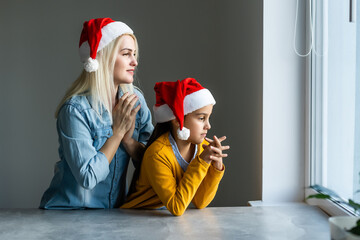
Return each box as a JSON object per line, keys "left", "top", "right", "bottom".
{"left": 130, "top": 56, "right": 138, "bottom": 67}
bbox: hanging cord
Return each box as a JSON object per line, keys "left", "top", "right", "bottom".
{"left": 294, "top": 0, "right": 314, "bottom": 57}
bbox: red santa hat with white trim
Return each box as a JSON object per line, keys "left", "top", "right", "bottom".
{"left": 79, "top": 18, "right": 133, "bottom": 72}
{"left": 153, "top": 78, "right": 216, "bottom": 140}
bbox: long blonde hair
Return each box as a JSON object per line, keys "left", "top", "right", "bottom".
{"left": 55, "top": 34, "right": 139, "bottom": 119}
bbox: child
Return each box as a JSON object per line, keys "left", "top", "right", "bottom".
{"left": 121, "top": 78, "right": 229, "bottom": 216}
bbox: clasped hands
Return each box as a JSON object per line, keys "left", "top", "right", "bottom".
{"left": 200, "top": 136, "right": 230, "bottom": 171}
{"left": 112, "top": 92, "right": 140, "bottom": 144}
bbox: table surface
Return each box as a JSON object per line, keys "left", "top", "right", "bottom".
{"left": 0, "top": 204, "right": 330, "bottom": 240}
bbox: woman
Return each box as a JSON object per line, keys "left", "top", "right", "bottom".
{"left": 40, "top": 18, "right": 153, "bottom": 209}
{"left": 121, "top": 78, "right": 229, "bottom": 216}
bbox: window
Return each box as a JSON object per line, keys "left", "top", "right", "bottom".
{"left": 310, "top": 0, "right": 360, "bottom": 215}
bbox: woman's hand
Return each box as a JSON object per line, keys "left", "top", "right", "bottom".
{"left": 122, "top": 112, "right": 137, "bottom": 145}
{"left": 113, "top": 93, "right": 145, "bottom": 165}
{"left": 100, "top": 93, "right": 141, "bottom": 164}
{"left": 200, "top": 136, "right": 230, "bottom": 171}
{"left": 112, "top": 92, "right": 140, "bottom": 140}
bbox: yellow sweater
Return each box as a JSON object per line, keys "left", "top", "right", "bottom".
{"left": 121, "top": 133, "right": 224, "bottom": 216}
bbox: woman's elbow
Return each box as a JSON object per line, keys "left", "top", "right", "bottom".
{"left": 81, "top": 182, "right": 96, "bottom": 190}
{"left": 79, "top": 173, "right": 97, "bottom": 190}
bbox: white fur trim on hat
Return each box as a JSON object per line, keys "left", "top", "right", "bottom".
{"left": 184, "top": 89, "right": 216, "bottom": 115}
{"left": 153, "top": 104, "right": 175, "bottom": 123}
{"left": 97, "top": 22, "right": 133, "bottom": 52}
{"left": 153, "top": 88, "right": 216, "bottom": 124}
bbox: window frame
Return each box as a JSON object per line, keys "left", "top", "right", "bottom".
{"left": 304, "top": 0, "right": 359, "bottom": 217}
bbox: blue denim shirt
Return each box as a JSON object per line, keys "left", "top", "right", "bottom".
{"left": 40, "top": 88, "right": 153, "bottom": 209}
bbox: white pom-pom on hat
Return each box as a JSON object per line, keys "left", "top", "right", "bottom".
{"left": 84, "top": 58, "right": 99, "bottom": 72}
{"left": 177, "top": 127, "right": 190, "bottom": 140}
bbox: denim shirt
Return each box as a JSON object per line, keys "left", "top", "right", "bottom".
{"left": 40, "top": 88, "right": 153, "bottom": 209}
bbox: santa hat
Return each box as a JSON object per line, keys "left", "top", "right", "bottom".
{"left": 79, "top": 18, "right": 133, "bottom": 72}
{"left": 153, "top": 78, "right": 216, "bottom": 140}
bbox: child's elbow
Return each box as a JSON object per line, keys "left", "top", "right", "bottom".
{"left": 169, "top": 206, "right": 186, "bottom": 216}
{"left": 193, "top": 202, "right": 207, "bottom": 209}
{"left": 192, "top": 198, "right": 209, "bottom": 209}
{"left": 171, "top": 210, "right": 185, "bottom": 216}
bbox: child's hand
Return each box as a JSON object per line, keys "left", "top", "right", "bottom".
{"left": 200, "top": 136, "right": 230, "bottom": 171}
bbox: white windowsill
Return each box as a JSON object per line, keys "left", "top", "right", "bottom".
{"left": 305, "top": 188, "right": 354, "bottom": 217}
{"left": 250, "top": 187, "right": 355, "bottom": 217}
{"left": 248, "top": 200, "right": 308, "bottom": 207}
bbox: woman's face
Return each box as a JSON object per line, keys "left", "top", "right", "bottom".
{"left": 113, "top": 35, "right": 138, "bottom": 85}
{"left": 183, "top": 105, "right": 213, "bottom": 144}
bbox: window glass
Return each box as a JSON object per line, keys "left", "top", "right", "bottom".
{"left": 311, "top": 0, "right": 360, "bottom": 204}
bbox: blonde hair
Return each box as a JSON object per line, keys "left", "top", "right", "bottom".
{"left": 55, "top": 34, "right": 139, "bottom": 119}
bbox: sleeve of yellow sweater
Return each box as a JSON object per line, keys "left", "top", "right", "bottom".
{"left": 192, "top": 164, "right": 225, "bottom": 209}
{"left": 143, "top": 150, "right": 210, "bottom": 216}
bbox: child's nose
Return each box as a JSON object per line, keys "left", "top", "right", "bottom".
{"left": 205, "top": 121, "right": 211, "bottom": 130}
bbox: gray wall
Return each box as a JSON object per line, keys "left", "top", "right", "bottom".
{"left": 0, "top": 0, "right": 263, "bottom": 208}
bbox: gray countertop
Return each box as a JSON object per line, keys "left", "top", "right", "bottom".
{"left": 0, "top": 204, "right": 330, "bottom": 240}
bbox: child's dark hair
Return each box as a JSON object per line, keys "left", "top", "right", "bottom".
{"left": 128, "top": 121, "right": 172, "bottom": 196}
{"left": 145, "top": 121, "right": 173, "bottom": 148}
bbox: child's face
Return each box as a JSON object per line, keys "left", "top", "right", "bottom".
{"left": 183, "top": 105, "right": 213, "bottom": 144}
